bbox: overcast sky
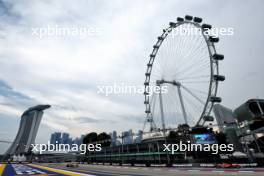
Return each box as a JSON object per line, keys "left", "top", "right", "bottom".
{"left": 0, "top": 0, "right": 263, "bottom": 153}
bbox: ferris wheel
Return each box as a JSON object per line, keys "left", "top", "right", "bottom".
{"left": 143, "top": 15, "right": 225, "bottom": 133}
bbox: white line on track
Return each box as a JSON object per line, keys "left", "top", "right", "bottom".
{"left": 238, "top": 171, "right": 254, "bottom": 173}
{"left": 187, "top": 169, "right": 200, "bottom": 172}
{"left": 212, "top": 170, "right": 225, "bottom": 172}
{"left": 169, "top": 169, "right": 179, "bottom": 172}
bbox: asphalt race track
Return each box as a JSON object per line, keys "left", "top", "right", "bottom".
{"left": 1, "top": 163, "right": 264, "bottom": 176}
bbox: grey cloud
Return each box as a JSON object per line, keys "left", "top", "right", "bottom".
{"left": 0, "top": 0, "right": 21, "bottom": 23}
{"left": 119, "top": 114, "right": 144, "bottom": 124}
{"left": 75, "top": 116, "right": 100, "bottom": 123}
{"left": 75, "top": 116, "right": 116, "bottom": 124}
{"left": 0, "top": 80, "right": 32, "bottom": 101}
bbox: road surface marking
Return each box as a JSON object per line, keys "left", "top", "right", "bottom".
{"left": 169, "top": 169, "right": 179, "bottom": 172}
{"left": 238, "top": 170, "right": 254, "bottom": 173}
{"left": 12, "top": 164, "right": 47, "bottom": 175}
{"left": 212, "top": 170, "right": 225, "bottom": 172}
{"left": 0, "top": 164, "right": 6, "bottom": 175}
{"left": 28, "top": 164, "right": 91, "bottom": 176}
{"left": 188, "top": 169, "right": 200, "bottom": 172}
{"left": 68, "top": 168, "right": 131, "bottom": 176}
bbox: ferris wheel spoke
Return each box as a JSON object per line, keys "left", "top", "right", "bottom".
{"left": 181, "top": 43, "right": 207, "bottom": 67}
{"left": 178, "top": 61, "right": 210, "bottom": 79}
{"left": 181, "top": 81, "right": 210, "bottom": 85}
{"left": 181, "top": 84, "right": 205, "bottom": 105}
{"left": 182, "top": 92, "right": 203, "bottom": 124}
{"left": 167, "top": 87, "right": 183, "bottom": 125}
{"left": 152, "top": 62, "right": 164, "bottom": 77}
{"left": 180, "top": 39, "right": 207, "bottom": 64}
{"left": 176, "top": 86, "right": 188, "bottom": 124}
{"left": 172, "top": 54, "right": 209, "bottom": 78}
{"left": 180, "top": 54, "right": 210, "bottom": 72}
{"left": 184, "top": 87, "right": 208, "bottom": 95}
{"left": 173, "top": 51, "right": 205, "bottom": 76}
{"left": 150, "top": 72, "right": 164, "bottom": 80}
{"left": 177, "top": 75, "right": 210, "bottom": 81}
{"left": 182, "top": 35, "right": 198, "bottom": 58}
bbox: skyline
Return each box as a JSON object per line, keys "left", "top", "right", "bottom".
{"left": 0, "top": 0, "right": 264, "bottom": 154}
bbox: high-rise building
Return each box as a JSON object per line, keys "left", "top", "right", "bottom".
{"left": 234, "top": 99, "right": 264, "bottom": 123}
{"left": 50, "top": 133, "right": 56, "bottom": 145}
{"left": 50, "top": 133, "right": 83, "bottom": 146}
{"left": 213, "top": 104, "right": 236, "bottom": 132}
{"left": 110, "top": 131, "right": 117, "bottom": 146}
{"left": 234, "top": 99, "right": 264, "bottom": 153}
{"left": 72, "top": 136, "right": 83, "bottom": 146}
{"left": 61, "top": 133, "right": 70, "bottom": 144}
{"left": 123, "top": 129, "right": 133, "bottom": 145}
{"left": 134, "top": 130, "right": 143, "bottom": 144}
{"left": 5, "top": 105, "right": 51, "bottom": 155}
{"left": 213, "top": 104, "right": 243, "bottom": 151}
{"left": 50, "top": 132, "right": 62, "bottom": 144}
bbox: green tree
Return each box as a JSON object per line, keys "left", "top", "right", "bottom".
{"left": 83, "top": 132, "right": 98, "bottom": 144}
{"left": 97, "top": 132, "right": 111, "bottom": 147}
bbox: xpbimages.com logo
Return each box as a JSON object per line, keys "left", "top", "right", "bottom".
{"left": 31, "top": 25, "right": 102, "bottom": 39}
{"left": 97, "top": 83, "right": 168, "bottom": 96}
{"left": 164, "top": 26, "right": 234, "bottom": 37}
{"left": 163, "top": 141, "right": 234, "bottom": 155}
{"left": 31, "top": 141, "right": 102, "bottom": 154}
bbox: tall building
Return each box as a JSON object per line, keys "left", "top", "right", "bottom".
{"left": 213, "top": 104, "right": 243, "bottom": 151}
{"left": 50, "top": 132, "right": 62, "bottom": 144}
{"left": 72, "top": 136, "right": 83, "bottom": 146}
{"left": 234, "top": 99, "right": 264, "bottom": 123}
{"left": 134, "top": 130, "right": 143, "bottom": 144}
{"left": 61, "top": 133, "right": 70, "bottom": 144}
{"left": 50, "top": 133, "right": 56, "bottom": 145}
{"left": 123, "top": 129, "right": 133, "bottom": 145}
{"left": 50, "top": 133, "right": 83, "bottom": 146}
{"left": 110, "top": 131, "right": 117, "bottom": 146}
{"left": 213, "top": 104, "right": 236, "bottom": 132}
{"left": 234, "top": 99, "right": 264, "bottom": 153}
{"left": 5, "top": 105, "right": 51, "bottom": 155}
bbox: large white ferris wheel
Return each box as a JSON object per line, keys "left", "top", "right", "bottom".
{"left": 143, "top": 15, "right": 225, "bottom": 133}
